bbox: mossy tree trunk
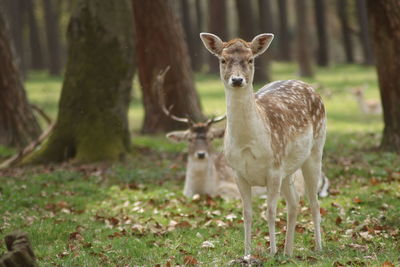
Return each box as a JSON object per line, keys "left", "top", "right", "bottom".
{"left": 25, "top": 0, "right": 134, "bottom": 164}
{"left": 132, "top": 0, "right": 204, "bottom": 133}
{"left": 0, "top": 7, "right": 41, "bottom": 148}
{"left": 367, "top": 0, "right": 400, "bottom": 153}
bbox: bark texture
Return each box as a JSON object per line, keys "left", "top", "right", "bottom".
{"left": 295, "top": 0, "right": 314, "bottom": 77}
{"left": 43, "top": 0, "right": 62, "bottom": 75}
{"left": 314, "top": 0, "right": 329, "bottom": 66}
{"left": 0, "top": 8, "right": 41, "bottom": 148}
{"left": 132, "top": 0, "right": 204, "bottom": 133}
{"left": 25, "top": 0, "right": 134, "bottom": 164}
{"left": 337, "top": 0, "right": 354, "bottom": 63}
{"left": 236, "top": 0, "right": 268, "bottom": 83}
{"left": 367, "top": 0, "right": 400, "bottom": 152}
{"left": 207, "top": 0, "right": 227, "bottom": 74}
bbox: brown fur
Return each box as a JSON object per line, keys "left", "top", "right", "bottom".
{"left": 255, "top": 80, "right": 325, "bottom": 167}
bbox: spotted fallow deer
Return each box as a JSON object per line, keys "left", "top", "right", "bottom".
{"left": 200, "top": 33, "right": 327, "bottom": 257}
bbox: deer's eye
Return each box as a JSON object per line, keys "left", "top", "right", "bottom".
{"left": 220, "top": 59, "right": 226, "bottom": 64}
{"left": 248, "top": 59, "right": 253, "bottom": 64}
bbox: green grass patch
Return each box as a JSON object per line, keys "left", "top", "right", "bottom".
{"left": 1, "top": 64, "right": 399, "bottom": 266}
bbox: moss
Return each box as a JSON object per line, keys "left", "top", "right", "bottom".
{"left": 23, "top": 1, "right": 134, "bottom": 165}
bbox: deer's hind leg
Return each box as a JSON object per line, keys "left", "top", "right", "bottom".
{"left": 301, "top": 152, "right": 323, "bottom": 251}
{"left": 281, "top": 174, "right": 300, "bottom": 256}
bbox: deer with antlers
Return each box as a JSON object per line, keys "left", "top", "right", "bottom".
{"left": 200, "top": 33, "right": 327, "bottom": 258}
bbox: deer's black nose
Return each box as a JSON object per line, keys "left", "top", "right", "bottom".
{"left": 197, "top": 152, "right": 206, "bottom": 159}
{"left": 231, "top": 77, "right": 243, "bottom": 87}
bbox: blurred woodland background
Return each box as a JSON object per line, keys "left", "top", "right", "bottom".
{"left": 1, "top": 1, "right": 400, "bottom": 265}
{"left": 1, "top": 0, "right": 399, "bottom": 166}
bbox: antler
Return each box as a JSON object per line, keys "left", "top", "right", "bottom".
{"left": 156, "top": 66, "right": 192, "bottom": 125}
{"left": 206, "top": 114, "right": 226, "bottom": 126}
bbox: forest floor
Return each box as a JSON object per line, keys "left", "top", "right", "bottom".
{"left": 1, "top": 64, "right": 399, "bottom": 266}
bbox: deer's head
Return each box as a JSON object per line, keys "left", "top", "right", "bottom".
{"left": 166, "top": 118, "right": 225, "bottom": 161}
{"left": 200, "top": 33, "right": 274, "bottom": 89}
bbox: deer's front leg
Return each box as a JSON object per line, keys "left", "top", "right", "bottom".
{"left": 267, "top": 177, "right": 282, "bottom": 255}
{"left": 235, "top": 176, "right": 252, "bottom": 257}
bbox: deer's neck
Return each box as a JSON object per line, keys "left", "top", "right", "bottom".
{"left": 225, "top": 85, "right": 267, "bottom": 144}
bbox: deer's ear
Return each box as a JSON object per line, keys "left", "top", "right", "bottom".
{"left": 209, "top": 128, "right": 225, "bottom": 139}
{"left": 166, "top": 131, "right": 189, "bottom": 143}
{"left": 250, "top": 33, "right": 274, "bottom": 57}
{"left": 200, "top": 33, "right": 224, "bottom": 56}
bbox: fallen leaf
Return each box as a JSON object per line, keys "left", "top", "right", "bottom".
{"left": 381, "top": 261, "right": 394, "bottom": 267}
{"left": 184, "top": 255, "right": 199, "bottom": 265}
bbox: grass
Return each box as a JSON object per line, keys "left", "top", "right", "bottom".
{"left": 1, "top": 63, "right": 400, "bottom": 266}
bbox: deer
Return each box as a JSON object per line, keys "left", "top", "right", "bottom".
{"left": 165, "top": 113, "right": 238, "bottom": 198}
{"left": 351, "top": 86, "right": 382, "bottom": 115}
{"left": 200, "top": 33, "right": 327, "bottom": 258}
{"left": 166, "top": 117, "right": 330, "bottom": 199}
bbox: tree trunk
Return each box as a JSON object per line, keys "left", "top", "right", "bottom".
{"left": 25, "top": 0, "right": 134, "bottom": 164}
{"left": 258, "top": 0, "right": 274, "bottom": 82}
{"left": 26, "top": 0, "right": 44, "bottom": 70}
{"left": 43, "top": 0, "right": 62, "bottom": 76}
{"left": 314, "top": 0, "right": 329, "bottom": 66}
{"left": 194, "top": 0, "right": 204, "bottom": 71}
{"left": 0, "top": 8, "right": 41, "bottom": 148}
{"left": 357, "top": 0, "right": 373, "bottom": 65}
{"left": 4, "top": 0, "right": 27, "bottom": 77}
{"left": 180, "top": 0, "right": 200, "bottom": 72}
{"left": 207, "top": 0, "right": 227, "bottom": 74}
{"left": 277, "top": 0, "right": 291, "bottom": 61}
{"left": 337, "top": 0, "right": 354, "bottom": 63}
{"left": 236, "top": 0, "right": 268, "bottom": 83}
{"left": 367, "top": 0, "right": 400, "bottom": 152}
{"left": 132, "top": 0, "right": 204, "bottom": 133}
{"left": 295, "top": 0, "right": 314, "bottom": 77}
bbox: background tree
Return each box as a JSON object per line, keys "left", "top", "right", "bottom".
{"left": 194, "top": 0, "right": 204, "bottom": 71}
{"left": 258, "top": 0, "right": 275, "bottom": 82}
{"left": 0, "top": 8, "right": 41, "bottom": 148}
{"left": 337, "top": 0, "right": 354, "bottom": 63}
{"left": 207, "top": 0, "right": 227, "bottom": 74}
{"left": 4, "top": 0, "right": 27, "bottom": 77}
{"left": 357, "top": 0, "right": 373, "bottom": 65}
{"left": 295, "top": 0, "right": 314, "bottom": 77}
{"left": 25, "top": 0, "right": 134, "bottom": 164}
{"left": 367, "top": 0, "right": 400, "bottom": 152}
{"left": 27, "top": 0, "right": 45, "bottom": 70}
{"left": 43, "top": 0, "right": 62, "bottom": 76}
{"left": 235, "top": 0, "right": 269, "bottom": 83}
{"left": 132, "top": 0, "right": 204, "bottom": 133}
{"left": 276, "top": 0, "right": 291, "bottom": 61}
{"left": 180, "top": 0, "right": 197, "bottom": 71}
{"left": 314, "top": 0, "right": 329, "bottom": 66}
